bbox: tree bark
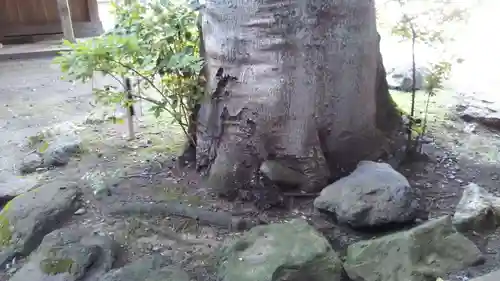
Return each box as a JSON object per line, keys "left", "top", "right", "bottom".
{"left": 196, "top": 0, "right": 401, "bottom": 196}
{"left": 56, "top": 0, "right": 76, "bottom": 43}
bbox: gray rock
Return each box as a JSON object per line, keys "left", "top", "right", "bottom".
{"left": 453, "top": 183, "right": 500, "bottom": 233}
{"left": 386, "top": 64, "right": 429, "bottom": 92}
{"left": 19, "top": 154, "right": 43, "bottom": 174}
{"left": 10, "top": 228, "right": 117, "bottom": 281}
{"left": 314, "top": 161, "right": 419, "bottom": 228}
{"left": 216, "top": 218, "right": 344, "bottom": 281}
{"left": 344, "top": 216, "right": 483, "bottom": 281}
{"left": 0, "top": 181, "right": 81, "bottom": 267}
{"left": 93, "top": 187, "right": 112, "bottom": 200}
{"left": 259, "top": 160, "right": 306, "bottom": 187}
{"left": 460, "top": 107, "right": 500, "bottom": 130}
{"left": 42, "top": 137, "right": 82, "bottom": 167}
{"left": 81, "top": 171, "right": 115, "bottom": 200}
{"left": 455, "top": 92, "right": 500, "bottom": 131}
{"left": 74, "top": 208, "right": 87, "bottom": 215}
{"left": 98, "top": 254, "right": 188, "bottom": 281}
{"left": 7, "top": 266, "right": 20, "bottom": 275}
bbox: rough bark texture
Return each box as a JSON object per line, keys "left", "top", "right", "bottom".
{"left": 196, "top": 0, "right": 401, "bottom": 196}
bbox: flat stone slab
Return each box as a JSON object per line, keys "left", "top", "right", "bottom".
{"left": 0, "top": 38, "right": 93, "bottom": 61}
{"left": 0, "top": 40, "right": 70, "bottom": 61}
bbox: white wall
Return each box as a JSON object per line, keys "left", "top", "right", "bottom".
{"left": 97, "top": 0, "right": 498, "bottom": 93}
{"left": 377, "top": 0, "right": 500, "bottom": 93}
{"left": 450, "top": 0, "right": 500, "bottom": 93}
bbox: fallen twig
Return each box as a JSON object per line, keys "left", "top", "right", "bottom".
{"left": 121, "top": 170, "right": 163, "bottom": 179}
{"left": 283, "top": 192, "right": 320, "bottom": 197}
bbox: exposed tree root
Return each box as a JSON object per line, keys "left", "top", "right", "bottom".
{"left": 108, "top": 201, "right": 264, "bottom": 231}
{"left": 135, "top": 220, "right": 218, "bottom": 246}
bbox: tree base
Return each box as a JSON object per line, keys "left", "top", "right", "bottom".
{"left": 195, "top": 1, "right": 403, "bottom": 198}
{"left": 178, "top": 141, "right": 197, "bottom": 169}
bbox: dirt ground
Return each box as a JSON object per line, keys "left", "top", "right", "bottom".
{"left": 0, "top": 58, "right": 95, "bottom": 197}
{"left": 2, "top": 57, "right": 500, "bottom": 281}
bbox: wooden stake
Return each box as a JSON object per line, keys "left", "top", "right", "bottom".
{"left": 124, "top": 77, "right": 135, "bottom": 140}
{"left": 137, "top": 79, "right": 143, "bottom": 116}
{"left": 123, "top": 0, "right": 136, "bottom": 139}
{"left": 56, "top": 0, "right": 76, "bottom": 43}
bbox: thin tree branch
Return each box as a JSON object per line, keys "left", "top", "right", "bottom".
{"left": 110, "top": 58, "right": 170, "bottom": 102}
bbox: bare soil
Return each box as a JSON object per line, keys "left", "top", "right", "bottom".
{"left": 2, "top": 58, "right": 500, "bottom": 281}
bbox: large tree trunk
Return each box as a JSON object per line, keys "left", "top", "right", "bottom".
{"left": 195, "top": 0, "right": 401, "bottom": 197}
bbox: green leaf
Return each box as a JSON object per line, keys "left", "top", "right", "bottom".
{"left": 53, "top": 0, "right": 203, "bottom": 141}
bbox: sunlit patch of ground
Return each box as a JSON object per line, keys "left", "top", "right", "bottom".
{"left": 78, "top": 101, "right": 186, "bottom": 165}
{"left": 391, "top": 90, "right": 500, "bottom": 164}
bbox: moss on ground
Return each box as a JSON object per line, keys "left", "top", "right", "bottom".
{"left": 39, "top": 258, "right": 74, "bottom": 275}
{"left": 391, "top": 90, "right": 446, "bottom": 139}
{"left": 164, "top": 186, "right": 202, "bottom": 206}
{"left": 0, "top": 200, "right": 13, "bottom": 247}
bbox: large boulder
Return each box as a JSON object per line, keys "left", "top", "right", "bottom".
{"left": 453, "top": 183, "right": 500, "bottom": 233}
{"left": 386, "top": 64, "right": 429, "bottom": 92}
{"left": 344, "top": 216, "right": 483, "bottom": 281}
{"left": 97, "top": 254, "right": 189, "bottom": 281}
{"left": 0, "top": 181, "right": 81, "bottom": 267}
{"left": 10, "top": 228, "right": 117, "bottom": 281}
{"left": 215, "top": 218, "right": 344, "bottom": 281}
{"left": 314, "top": 161, "right": 419, "bottom": 228}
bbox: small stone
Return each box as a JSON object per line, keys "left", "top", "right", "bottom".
{"left": 453, "top": 183, "right": 500, "bottom": 233}
{"left": 463, "top": 123, "right": 477, "bottom": 133}
{"left": 97, "top": 255, "right": 188, "bottom": 281}
{"left": 19, "top": 153, "right": 43, "bottom": 174}
{"left": 42, "top": 136, "right": 82, "bottom": 167}
{"left": 93, "top": 187, "right": 112, "bottom": 200}
{"left": 7, "top": 267, "right": 19, "bottom": 275}
{"left": 74, "top": 208, "right": 87, "bottom": 215}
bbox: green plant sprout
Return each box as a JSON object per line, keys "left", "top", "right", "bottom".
{"left": 386, "top": 0, "right": 471, "bottom": 153}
